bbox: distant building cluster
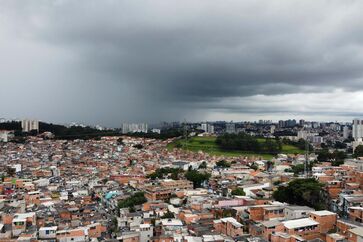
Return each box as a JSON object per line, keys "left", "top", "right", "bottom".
{"left": 200, "top": 123, "right": 215, "bottom": 134}
{"left": 122, "top": 123, "right": 148, "bottom": 134}
{"left": 226, "top": 122, "right": 236, "bottom": 134}
{"left": 4, "top": 116, "right": 363, "bottom": 241}
{"left": 21, "top": 119, "right": 39, "bottom": 133}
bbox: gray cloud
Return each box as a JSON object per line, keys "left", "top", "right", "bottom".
{"left": 1, "top": 0, "right": 363, "bottom": 126}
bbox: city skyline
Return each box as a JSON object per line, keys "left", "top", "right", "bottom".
{"left": 2, "top": 1, "right": 363, "bottom": 126}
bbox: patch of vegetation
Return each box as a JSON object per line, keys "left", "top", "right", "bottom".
{"left": 282, "top": 138, "right": 313, "bottom": 151}
{"left": 198, "top": 161, "right": 207, "bottom": 169}
{"left": 317, "top": 149, "right": 346, "bottom": 166}
{"left": 231, "top": 187, "right": 246, "bottom": 196}
{"left": 273, "top": 178, "right": 326, "bottom": 210}
{"left": 354, "top": 145, "right": 363, "bottom": 158}
{"left": 216, "top": 160, "right": 231, "bottom": 168}
{"left": 216, "top": 133, "right": 282, "bottom": 154}
{"left": 167, "top": 136, "right": 275, "bottom": 159}
{"left": 184, "top": 170, "right": 211, "bottom": 188}
{"left": 39, "top": 122, "right": 120, "bottom": 140}
{"left": 0, "top": 121, "right": 21, "bottom": 131}
{"left": 118, "top": 192, "right": 147, "bottom": 209}
{"left": 147, "top": 168, "right": 183, "bottom": 180}
{"left": 161, "top": 210, "right": 175, "bottom": 219}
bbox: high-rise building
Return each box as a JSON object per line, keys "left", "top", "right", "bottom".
{"left": 278, "top": 120, "right": 285, "bottom": 128}
{"left": 21, "top": 119, "right": 39, "bottom": 132}
{"left": 270, "top": 125, "right": 276, "bottom": 134}
{"left": 297, "top": 130, "right": 308, "bottom": 140}
{"left": 201, "top": 123, "right": 214, "bottom": 134}
{"left": 226, "top": 122, "right": 236, "bottom": 134}
{"left": 343, "top": 126, "right": 350, "bottom": 139}
{"left": 121, "top": 123, "right": 148, "bottom": 134}
{"left": 201, "top": 123, "right": 208, "bottom": 132}
{"left": 207, "top": 124, "right": 214, "bottom": 134}
{"left": 353, "top": 119, "right": 363, "bottom": 140}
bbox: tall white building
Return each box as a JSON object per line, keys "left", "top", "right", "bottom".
{"left": 353, "top": 119, "right": 363, "bottom": 140}
{"left": 201, "top": 123, "right": 214, "bottom": 134}
{"left": 122, "top": 123, "right": 148, "bottom": 134}
{"left": 343, "top": 126, "right": 350, "bottom": 139}
{"left": 270, "top": 125, "right": 276, "bottom": 134}
{"left": 0, "top": 130, "right": 14, "bottom": 142}
{"left": 21, "top": 119, "right": 39, "bottom": 132}
{"left": 207, "top": 124, "right": 214, "bottom": 134}
{"left": 297, "top": 130, "right": 308, "bottom": 140}
{"left": 201, "top": 123, "right": 208, "bottom": 132}
{"left": 226, "top": 122, "right": 236, "bottom": 134}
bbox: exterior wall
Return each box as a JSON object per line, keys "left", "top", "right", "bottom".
{"left": 88, "top": 224, "right": 107, "bottom": 238}
{"left": 349, "top": 208, "right": 363, "bottom": 223}
{"left": 285, "top": 227, "right": 320, "bottom": 240}
{"left": 336, "top": 220, "right": 356, "bottom": 237}
{"left": 39, "top": 229, "right": 57, "bottom": 239}
{"left": 58, "top": 236, "right": 87, "bottom": 242}
{"left": 263, "top": 208, "right": 284, "bottom": 220}
{"left": 284, "top": 209, "right": 312, "bottom": 220}
{"left": 348, "top": 233, "right": 358, "bottom": 242}
{"left": 309, "top": 213, "right": 337, "bottom": 233}
{"left": 12, "top": 221, "right": 26, "bottom": 237}
{"left": 139, "top": 226, "right": 153, "bottom": 242}
{"left": 248, "top": 207, "right": 264, "bottom": 221}
{"left": 270, "top": 234, "right": 292, "bottom": 242}
{"left": 214, "top": 220, "right": 243, "bottom": 238}
{"left": 262, "top": 224, "right": 284, "bottom": 241}
{"left": 2, "top": 214, "right": 13, "bottom": 225}
{"left": 153, "top": 237, "right": 172, "bottom": 242}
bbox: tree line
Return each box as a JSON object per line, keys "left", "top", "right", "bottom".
{"left": 216, "top": 133, "right": 282, "bottom": 154}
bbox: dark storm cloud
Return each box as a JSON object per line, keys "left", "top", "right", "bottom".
{"left": 1, "top": 0, "right": 363, "bottom": 125}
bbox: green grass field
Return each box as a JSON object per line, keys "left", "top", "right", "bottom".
{"left": 167, "top": 136, "right": 304, "bottom": 159}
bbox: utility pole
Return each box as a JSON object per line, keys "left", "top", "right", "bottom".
{"left": 304, "top": 139, "right": 310, "bottom": 177}
{"left": 183, "top": 119, "right": 188, "bottom": 150}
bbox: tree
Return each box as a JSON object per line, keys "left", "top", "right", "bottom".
{"left": 198, "top": 161, "right": 207, "bottom": 169}
{"left": 133, "top": 144, "right": 143, "bottom": 149}
{"left": 250, "top": 163, "right": 258, "bottom": 171}
{"left": 184, "top": 170, "right": 211, "bottom": 188}
{"left": 117, "top": 137, "right": 124, "bottom": 145}
{"left": 266, "top": 160, "right": 274, "bottom": 171}
{"left": 216, "top": 133, "right": 282, "bottom": 154}
{"left": 331, "top": 150, "right": 346, "bottom": 166}
{"left": 110, "top": 217, "right": 118, "bottom": 233}
{"left": 317, "top": 149, "right": 331, "bottom": 162}
{"left": 118, "top": 192, "right": 147, "bottom": 209}
{"left": 161, "top": 210, "right": 175, "bottom": 219}
{"left": 354, "top": 145, "right": 363, "bottom": 158}
{"left": 147, "top": 168, "right": 183, "bottom": 180}
{"left": 231, "top": 187, "right": 245, "bottom": 196}
{"left": 216, "top": 160, "right": 231, "bottom": 168}
{"left": 317, "top": 149, "right": 346, "bottom": 166}
{"left": 291, "top": 164, "right": 305, "bottom": 175}
{"left": 273, "top": 178, "right": 325, "bottom": 210}
{"left": 334, "top": 141, "right": 347, "bottom": 149}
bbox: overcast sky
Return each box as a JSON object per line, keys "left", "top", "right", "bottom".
{"left": 1, "top": 0, "right": 363, "bottom": 127}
